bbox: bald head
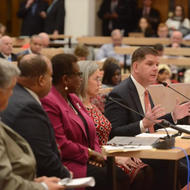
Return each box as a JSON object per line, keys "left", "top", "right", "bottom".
{"left": 111, "top": 29, "right": 123, "bottom": 46}
{"left": 17, "top": 54, "right": 52, "bottom": 98}
{"left": 171, "top": 31, "right": 183, "bottom": 46}
{"left": 39, "top": 32, "right": 50, "bottom": 48}
{"left": 0, "top": 35, "right": 13, "bottom": 56}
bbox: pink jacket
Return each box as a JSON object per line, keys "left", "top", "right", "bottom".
{"left": 41, "top": 86, "right": 101, "bottom": 178}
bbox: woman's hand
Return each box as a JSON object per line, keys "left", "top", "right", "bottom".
{"left": 88, "top": 148, "right": 105, "bottom": 167}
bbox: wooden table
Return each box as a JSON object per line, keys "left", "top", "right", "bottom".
{"left": 103, "top": 137, "right": 190, "bottom": 190}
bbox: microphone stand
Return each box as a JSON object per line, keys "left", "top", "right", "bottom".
{"left": 107, "top": 96, "right": 177, "bottom": 149}
{"left": 161, "top": 82, "right": 190, "bottom": 101}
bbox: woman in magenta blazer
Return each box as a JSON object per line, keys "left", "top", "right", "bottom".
{"left": 41, "top": 54, "right": 130, "bottom": 190}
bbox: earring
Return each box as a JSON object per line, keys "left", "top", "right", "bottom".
{"left": 65, "top": 86, "right": 68, "bottom": 91}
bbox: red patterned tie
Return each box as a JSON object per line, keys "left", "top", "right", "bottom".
{"left": 144, "top": 90, "right": 155, "bottom": 133}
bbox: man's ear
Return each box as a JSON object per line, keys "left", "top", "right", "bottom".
{"left": 132, "top": 61, "right": 138, "bottom": 73}
{"left": 38, "top": 75, "right": 45, "bottom": 87}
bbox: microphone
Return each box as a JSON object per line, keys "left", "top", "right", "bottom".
{"left": 107, "top": 95, "right": 176, "bottom": 149}
{"left": 161, "top": 82, "right": 190, "bottom": 101}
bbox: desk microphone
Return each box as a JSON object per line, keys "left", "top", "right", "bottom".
{"left": 161, "top": 82, "right": 190, "bottom": 101}
{"left": 107, "top": 95, "right": 176, "bottom": 149}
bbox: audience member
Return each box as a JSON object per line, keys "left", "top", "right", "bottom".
{"left": 138, "top": 0, "right": 160, "bottom": 32}
{"left": 156, "top": 64, "right": 171, "bottom": 84}
{"left": 0, "top": 23, "right": 6, "bottom": 37}
{"left": 0, "top": 59, "right": 65, "bottom": 190}
{"left": 39, "top": 32, "right": 50, "bottom": 48}
{"left": 153, "top": 43, "right": 164, "bottom": 56}
{"left": 41, "top": 53, "right": 130, "bottom": 190}
{"left": 78, "top": 60, "right": 153, "bottom": 190}
{"left": 136, "top": 17, "right": 155, "bottom": 37}
{"left": 74, "top": 44, "right": 89, "bottom": 61}
{"left": 18, "top": 35, "right": 43, "bottom": 56}
{"left": 98, "top": 0, "right": 138, "bottom": 36}
{"left": 44, "top": 0, "right": 65, "bottom": 35}
{"left": 102, "top": 57, "right": 121, "bottom": 88}
{"left": 1, "top": 54, "right": 71, "bottom": 179}
{"left": 156, "top": 23, "right": 169, "bottom": 38}
{"left": 167, "top": 30, "right": 186, "bottom": 48}
{"left": 95, "top": 29, "right": 131, "bottom": 67}
{"left": 166, "top": 5, "right": 190, "bottom": 37}
{"left": 17, "top": 0, "right": 49, "bottom": 36}
{"left": 0, "top": 35, "right": 17, "bottom": 62}
{"left": 104, "top": 47, "right": 190, "bottom": 189}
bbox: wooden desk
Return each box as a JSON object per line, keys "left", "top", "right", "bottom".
{"left": 103, "top": 137, "right": 190, "bottom": 190}
{"left": 77, "top": 36, "right": 190, "bottom": 47}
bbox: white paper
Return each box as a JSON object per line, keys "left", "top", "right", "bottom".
{"left": 58, "top": 177, "right": 95, "bottom": 188}
{"left": 136, "top": 133, "right": 168, "bottom": 138}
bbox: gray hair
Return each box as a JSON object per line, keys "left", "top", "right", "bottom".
{"left": 0, "top": 59, "right": 20, "bottom": 88}
{"left": 78, "top": 60, "right": 99, "bottom": 99}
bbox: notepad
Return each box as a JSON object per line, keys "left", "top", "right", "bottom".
{"left": 58, "top": 177, "right": 95, "bottom": 188}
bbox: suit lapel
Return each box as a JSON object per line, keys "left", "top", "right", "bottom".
{"left": 128, "top": 77, "right": 144, "bottom": 117}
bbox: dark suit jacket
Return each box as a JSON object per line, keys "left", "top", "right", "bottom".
{"left": 44, "top": 0, "right": 65, "bottom": 34}
{"left": 17, "top": 0, "right": 48, "bottom": 36}
{"left": 1, "top": 84, "right": 70, "bottom": 178}
{"left": 104, "top": 76, "right": 173, "bottom": 138}
{"left": 0, "top": 53, "right": 17, "bottom": 62}
{"left": 98, "top": 0, "right": 138, "bottom": 36}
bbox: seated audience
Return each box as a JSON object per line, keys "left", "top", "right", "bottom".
{"left": 136, "top": 17, "right": 155, "bottom": 37}
{"left": 74, "top": 44, "right": 89, "bottom": 61}
{"left": 1, "top": 54, "right": 71, "bottom": 178}
{"left": 95, "top": 29, "right": 131, "bottom": 67}
{"left": 137, "top": 0, "right": 160, "bottom": 32}
{"left": 156, "top": 23, "right": 169, "bottom": 38}
{"left": 166, "top": 5, "right": 190, "bottom": 37}
{"left": 102, "top": 57, "right": 121, "bottom": 88}
{"left": 0, "top": 59, "right": 65, "bottom": 190}
{"left": 0, "top": 23, "right": 6, "bottom": 37}
{"left": 39, "top": 32, "right": 50, "bottom": 48}
{"left": 0, "top": 35, "right": 17, "bottom": 61}
{"left": 78, "top": 60, "right": 153, "bottom": 190}
{"left": 156, "top": 64, "right": 171, "bottom": 84}
{"left": 41, "top": 53, "right": 130, "bottom": 190}
{"left": 18, "top": 35, "right": 43, "bottom": 56}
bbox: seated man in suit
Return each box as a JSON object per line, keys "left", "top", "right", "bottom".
{"left": 95, "top": 29, "right": 131, "bottom": 68}
{"left": 1, "top": 54, "right": 71, "bottom": 179}
{"left": 18, "top": 35, "right": 43, "bottom": 56}
{"left": 0, "top": 35, "right": 17, "bottom": 61}
{"left": 0, "top": 59, "right": 65, "bottom": 190}
{"left": 105, "top": 46, "right": 190, "bottom": 189}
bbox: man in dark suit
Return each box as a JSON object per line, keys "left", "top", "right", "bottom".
{"left": 98, "top": 0, "right": 138, "bottom": 36}
{"left": 105, "top": 47, "right": 190, "bottom": 189}
{"left": 44, "top": 0, "right": 65, "bottom": 34}
{"left": 0, "top": 36, "right": 17, "bottom": 62}
{"left": 17, "top": 0, "right": 49, "bottom": 36}
{"left": 1, "top": 54, "right": 71, "bottom": 179}
{"left": 138, "top": 0, "right": 160, "bottom": 32}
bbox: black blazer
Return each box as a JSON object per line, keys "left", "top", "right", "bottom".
{"left": 44, "top": 0, "right": 65, "bottom": 34}
{"left": 17, "top": 0, "right": 48, "bottom": 36}
{"left": 104, "top": 76, "right": 173, "bottom": 138}
{"left": 1, "top": 84, "right": 70, "bottom": 178}
{"left": 0, "top": 53, "right": 17, "bottom": 61}
{"left": 98, "top": 0, "right": 138, "bottom": 36}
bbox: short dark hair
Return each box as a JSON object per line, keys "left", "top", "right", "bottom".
{"left": 51, "top": 53, "right": 77, "bottom": 85}
{"left": 18, "top": 55, "right": 48, "bottom": 77}
{"left": 131, "top": 47, "right": 158, "bottom": 65}
{"left": 153, "top": 43, "right": 164, "bottom": 52}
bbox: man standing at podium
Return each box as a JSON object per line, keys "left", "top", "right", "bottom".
{"left": 105, "top": 46, "right": 190, "bottom": 189}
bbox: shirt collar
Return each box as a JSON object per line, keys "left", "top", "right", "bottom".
{"left": 131, "top": 74, "right": 146, "bottom": 97}
{"left": 24, "top": 87, "right": 41, "bottom": 105}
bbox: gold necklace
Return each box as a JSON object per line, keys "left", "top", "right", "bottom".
{"left": 67, "top": 100, "right": 78, "bottom": 115}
